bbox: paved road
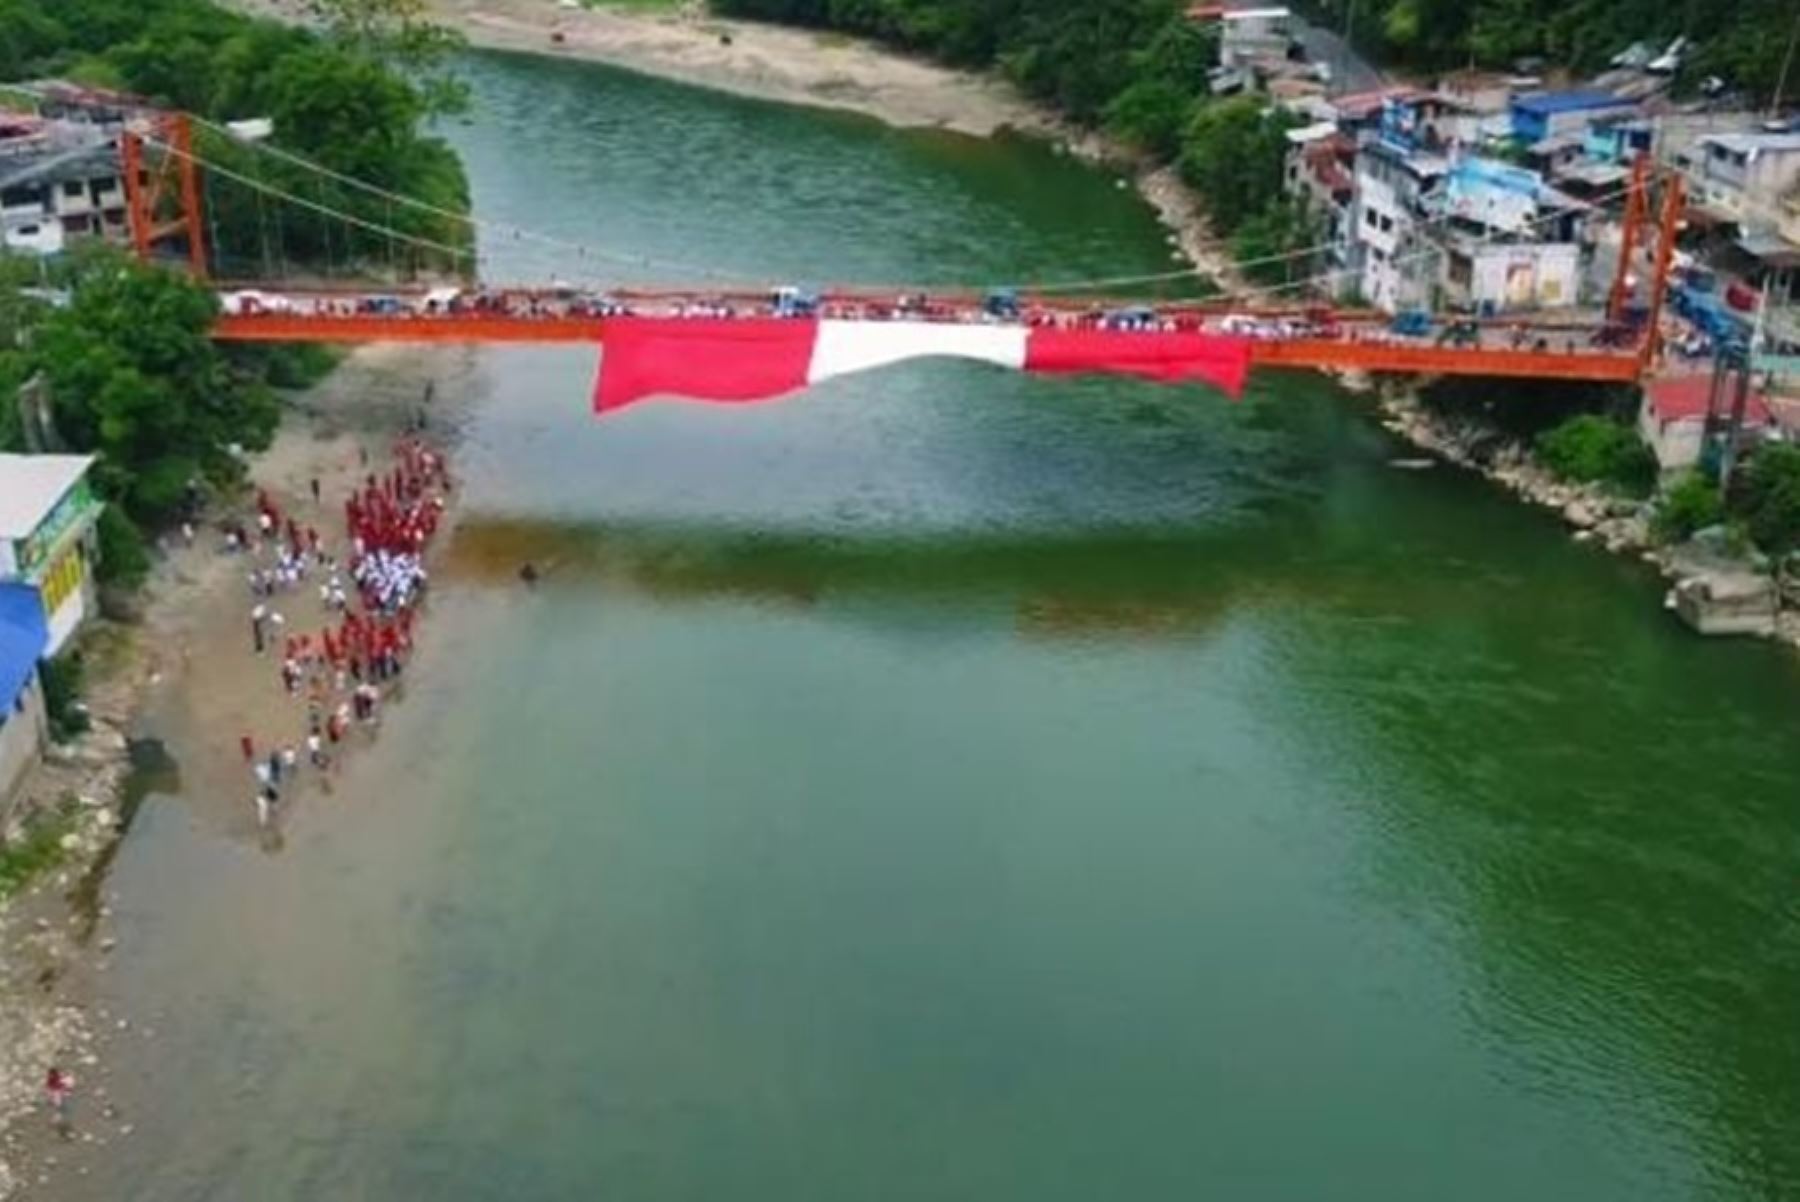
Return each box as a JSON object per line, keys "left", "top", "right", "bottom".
{"left": 1292, "top": 11, "right": 1384, "bottom": 96}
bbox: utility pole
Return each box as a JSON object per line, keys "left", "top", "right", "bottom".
{"left": 1773, "top": 8, "right": 1800, "bottom": 120}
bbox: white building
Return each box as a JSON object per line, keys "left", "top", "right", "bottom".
{"left": 1352, "top": 139, "right": 1448, "bottom": 312}
{"left": 1440, "top": 238, "right": 1581, "bottom": 312}
{"left": 0, "top": 115, "right": 128, "bottom": 257}
{"left": 0, "top": 454, "right": 103, "bottom": 656}
{"left": 1218, "top": 7, "right": 1294, "bottom": 72}
{"left": 1690, "top": 131, "right": 1800, "bottom": 226}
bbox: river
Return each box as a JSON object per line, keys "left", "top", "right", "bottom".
{"left": 69, "top": 51, "right": 1800, "bottom": 1201}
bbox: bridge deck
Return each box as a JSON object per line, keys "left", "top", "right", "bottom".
{"left": 211, "top": 314, "right": 1644, "bottom": 384}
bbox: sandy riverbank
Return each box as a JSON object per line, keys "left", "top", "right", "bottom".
{"left": 0, "top": 343, "right": 478, "bottom": 1199}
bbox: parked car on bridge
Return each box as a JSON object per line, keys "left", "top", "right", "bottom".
{"left": 221, "top": 289, "right": 293, "bottom": 316}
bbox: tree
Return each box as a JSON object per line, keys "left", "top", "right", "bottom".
{"left": 1734, "top": 444, "right": 1800, "bottom": 554}
{"left": 1177, "top": 98, "right": 1298, "bottom": 234}
{"left": 1535, "top": 414, "right": 1655, "bottom": 492}
{"left": 1653, "top": 471, "right": 1724, "bottom": 543}
{"left": 301, "top": 0, "right": 467, "bottom": 114}
{"left": 32, "top": 250, "right": 278, "bottom": 524}
{"left": 1231, "top": 197, "right": 1322, "bottom": 286}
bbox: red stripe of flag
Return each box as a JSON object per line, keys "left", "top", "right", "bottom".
{"left": 1023, "top": 328, "right": 1252, "bottom": 398}
{"left": 594, "top": 318, "right": 820, "bottom": 413}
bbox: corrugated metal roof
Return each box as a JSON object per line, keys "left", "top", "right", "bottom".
{"left": 0, "top": 582, "right": 47, "bottom": 709}
{"left": 1513, "top": 90, "right": 1636, "bottom": 116}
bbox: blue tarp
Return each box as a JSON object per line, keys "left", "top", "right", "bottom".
{"left": 0, "top": 583, "right": 48, "bottom": 710}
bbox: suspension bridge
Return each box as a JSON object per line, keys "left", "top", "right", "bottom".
{"left": 104, "top": 108, "right": 1692, "bottom": 408}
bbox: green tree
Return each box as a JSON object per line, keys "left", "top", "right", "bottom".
{"left": 1535, "top": 414, "right": 1656, "bottom": 492}
{"left": 1734, "top": 443, "right": 1800, "bottom": 554}
{"left": 32, "top": 250, "right": 278, "bottom": 524}
{"left": 1653, "top": 471, "right": 1724, "bottom": 543}
{"left": 300, "top": 0, "right": 468, "bottom": 113}
{"left": 1232, "top": 197, "right": 1322, "bottom": 285}
{"left": 1177, "top": 98, "right": 1298, "bottom": 234}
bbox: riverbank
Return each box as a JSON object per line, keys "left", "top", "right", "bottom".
{"left": 0, "top": 344, "right": 475, "bottom": 1199}
{"left": 1378, "top": 388, "right": 1800, "bottom": 652}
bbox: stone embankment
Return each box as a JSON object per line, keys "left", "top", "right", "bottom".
{"left": 1378, "top": 389, "right": 1800, "bottom": 651}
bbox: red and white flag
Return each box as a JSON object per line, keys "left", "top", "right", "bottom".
{"left": 592, "top": 318, "right": 1252, "bottom": 412}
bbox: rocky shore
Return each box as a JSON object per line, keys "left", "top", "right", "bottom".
{"left": 1378, "top": 388, "right": 1800, "bottom": 651}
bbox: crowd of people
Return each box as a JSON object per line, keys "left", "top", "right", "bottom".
{"left": 229, "top": 434, "right": 454, "bottom": 830}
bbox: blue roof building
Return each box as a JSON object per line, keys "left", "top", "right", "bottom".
{"left": 1510, "top": 90, "right": 1639, "bottom": 145}
{"left": 0, "top": 581, "right": 50, "bottom": 809}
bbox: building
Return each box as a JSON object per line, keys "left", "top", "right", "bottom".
{"left": 1352, "top": 138, "right": 1449, "bottom": 312}
{"left": 0, "top": 582, "right": 50, "bottom": 810}
{"left": 1510, "top": 90, "right": 1640, "bottom": 147}
{"left": 1439, "top": 237, "right": 1582, "bottom": 313}
{"left": 1689, "top": 131, "right": 1800, "bottom": 227}
{"left": 1637, "top": 373, "right": 1774, "bottom": 471}
{"left": 0, "top": 454, "right": 103, "bottom": 655}
{"left": 0, "top": 115, "right": 128, "bottom": 256}
{"left": 1217, "top": 7, "right": 1295, "bottom": 73}
{"left": 1284, "top": 123, "right": 1356, "bottom": 288}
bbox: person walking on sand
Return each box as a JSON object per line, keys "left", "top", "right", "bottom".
{"left": 310, "top": 476, "right": 321, "bottom": 505}
{"left": 251, "top": 603, "right": 267, "bottom": 654}
{"left": 44, "top": 1067, "right": 72, "bottom": 1131}
{"left": 240, "top": 733, "right": 255, "bottom": 763}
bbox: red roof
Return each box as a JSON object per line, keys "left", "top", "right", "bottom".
{"left": 1331, "top": 86, "right": 1424, "bottom": 121}
{"left": 1186, "top": 4, "right": 1227, "bottom": 18}
{"left": 1646, "top": 373, "right": 1772, "bottom": 425}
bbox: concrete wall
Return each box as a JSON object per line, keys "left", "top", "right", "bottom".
{"left": 0, "top": 672, "right": 47, "bottom": 814}
{"left": 1458, "top": 242, "right": 1580, "bottom": 310}
{"left": 1639, "top": 406, "right": 1704, "bottom": 470}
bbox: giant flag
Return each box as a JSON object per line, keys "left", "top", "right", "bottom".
{"left": 593, "top": 318, "right": 1252, "bottom": 412}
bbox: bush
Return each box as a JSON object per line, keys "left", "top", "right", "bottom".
{"left": 38, "top": 653, "right": 89, "bottom": 743}
{"left": 1734, "top": 443, "right": 1800, "bottom": 554}
{"left": 95, "top": 503, "right": 150, "bottom": 589}
{"left": 1535, "top": 414, "right": 1655, "bottom": 493}
{"left": 1652, "top": 471, "right": 1724, "bottom": 544}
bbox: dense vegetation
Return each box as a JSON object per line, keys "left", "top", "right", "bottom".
{"left": 0, "top": 0, "right": 471, "bottom": 273}
{"left": 1, "top": 248, "right": 293, "bottom": 584}
{"left": 1297, "top": 0, "right": 1796, "bottom": 101}
{"left": 1535, "top": 413, "right": 1656, "bottom": 494}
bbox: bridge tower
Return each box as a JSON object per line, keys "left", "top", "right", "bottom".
{"left": 119, "top": 112, "right": 209, "bottom": 279}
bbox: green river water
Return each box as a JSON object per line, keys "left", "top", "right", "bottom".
{"left": 71, "top": 51, "right": 1800, "bottom": 1201}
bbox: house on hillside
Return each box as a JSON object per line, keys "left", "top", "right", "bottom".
{"left": 0, "top": 583, "right": 49, "bottom": 811}
{"left": 0, "top": 115, "right": 129, "bottom": 256}
{"left": 0, "top": 454, "right": 103, "bottom": 656}
{"left": 1352, "top": 139, "right": 1449, "bottom": 312}
{"left": 1284, "top": 123, "right": 1357, "bottom": 292}
{"left": 1510, "top": 90, "right": 1639, "bottom": 148}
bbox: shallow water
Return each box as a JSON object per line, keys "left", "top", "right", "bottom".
{"left": 75, "top": 51, "right": 1800, "bottom": 1201}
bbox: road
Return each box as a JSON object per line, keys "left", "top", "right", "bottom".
{"left": 1291, "top": 8, "right": 1384, "bottom": 96}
